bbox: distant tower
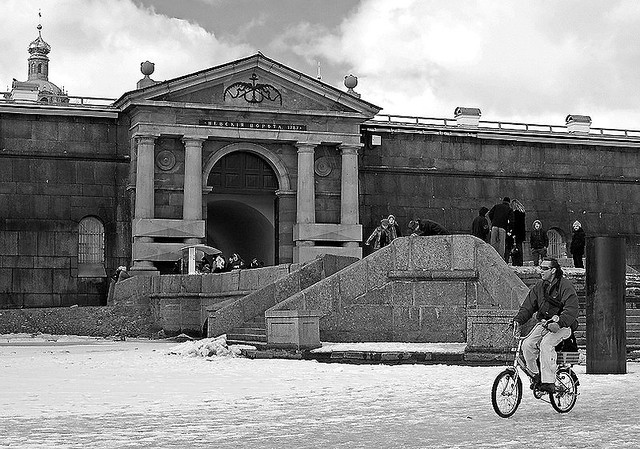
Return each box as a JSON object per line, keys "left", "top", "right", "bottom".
{"left": 10, "top": 15, "right": 68, "bottom": 103}
{"left": 28, "top": 23, "right": 51, "bottom": 81}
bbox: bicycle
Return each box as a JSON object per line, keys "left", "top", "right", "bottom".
{"left": 491, "top": 318, "right": 580, "bottom": 418}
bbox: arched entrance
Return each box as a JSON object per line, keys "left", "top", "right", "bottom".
{"left": 205, "top": 151, "right": 279, "bottom": 265}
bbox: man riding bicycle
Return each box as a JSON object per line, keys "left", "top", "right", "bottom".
{"left": 512, "top": 257, "right": 579, "bottom": 393}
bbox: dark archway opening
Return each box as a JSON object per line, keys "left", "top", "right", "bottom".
{"left": 206, "top": 151, "right": 278, "bottom": 265}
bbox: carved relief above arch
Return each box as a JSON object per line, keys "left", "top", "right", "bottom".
{"left": 203, "top": 142, "right": 292, "bottom": 192}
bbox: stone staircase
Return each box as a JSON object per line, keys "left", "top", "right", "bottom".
{"left": 576, "top": 309, "right": 640, "bottom": 348}
{"left": 226, "top": 316, "right": 267, "bottom": 346}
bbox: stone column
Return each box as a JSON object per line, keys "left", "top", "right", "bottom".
{"left": 132, "top": 135, "right": 156, "bottom": 271}
{"left": 296, "top": 142, "right": 317, "bottom": 224}
{"left": 182, "top": 137, "right": 205, "bottom": 245}
{"left": 339, "top": 144, "right": 361, "bottom": 250}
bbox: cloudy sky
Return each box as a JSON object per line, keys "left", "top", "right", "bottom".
{"left": 2, "top": 0, "right": 640, "bottom": 129}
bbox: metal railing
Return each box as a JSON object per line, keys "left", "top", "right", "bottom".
{"left": 369, "top": 113, "right": 640, "bottom": 138}
{"left": 0, "top": 92, "right": 116, "bottom": 108}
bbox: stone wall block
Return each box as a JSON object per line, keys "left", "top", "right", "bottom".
{"left": 339, "top": 263, "right": 367, "bottom": 301}
{"left": 391, "top": 306, "right": 422, "bottom": 335}
{"left": 220, "top": 270, "right": 240, "bottom": 292}
{"left": 366, "top": 250, "right": 391, "bottom": 290}
{"left": 411, "top": 236, "right": 452, "bottom": 270}
{"left": 452, "top": 235, "right": 477, "bottom": 270}
{"left": 391, "top": 281, "right": 413, "bottom": 306}
{"left": 181, "top": 275, "right": 202, "bottom": 293}
{"left": 275, "top": 271, "right": 300, "bottom": 304}
{"left": 338, "top": 304, "right": 394, "bottom": 335}
{"left": 200, "top": 273, "right": 221, "bottom": 293}
{"left": 242, "top": 283, "right": 276, "bottom": 320}
{"left": 391, "top": 237, "right": 409, "bottom": 271}
{"left": 413, "top": 282, "right": 466, "bottom": 306}
{"left": 302, "top": 282, "right": 333, "bottom": 312}
{"left": 467, "top": 308, "right": 517, "bottom": 351}
{"left": 299, "top": 259, "right": 323, "bottom": 290}
{"left": 239, "top": 269, "right": 259, "bottom": 291}
{"left": 158, "top": 275, "right": 181, "bottom": 294}
{"left": 416, "top": 305, "right": 466, "bottom": 342}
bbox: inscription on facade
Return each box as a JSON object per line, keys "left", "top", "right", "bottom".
{"left": 199, "top": 120, "right": 306, "bottom": 131}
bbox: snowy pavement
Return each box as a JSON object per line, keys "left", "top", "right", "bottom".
{"left": 1, "top": 336, "right": 639, "bottom": 448}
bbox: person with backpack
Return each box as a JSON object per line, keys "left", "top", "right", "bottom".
{"left": 512, "top": 257, "right": 579, "bottom": 393}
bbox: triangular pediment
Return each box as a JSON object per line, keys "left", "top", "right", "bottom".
{"left": 114, "top": 53, "right": 381, "bottom": 118}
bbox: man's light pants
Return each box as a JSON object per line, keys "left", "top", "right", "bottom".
{"left": 522, "top": 323, "right": 571, "bottom": 383}
{"left": 490, "top": 226, "right": 507, "bottom": 261}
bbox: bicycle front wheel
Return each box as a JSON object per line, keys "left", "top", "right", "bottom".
{"left": 491, "top": 369, "right": 522, "bottom": 418}
{"left": 549, "top": 368, "right": 578, "bottom": 413}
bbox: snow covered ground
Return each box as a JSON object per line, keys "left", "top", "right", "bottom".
{"left": 1, "top": 335, "right": 639, "bottom": 448}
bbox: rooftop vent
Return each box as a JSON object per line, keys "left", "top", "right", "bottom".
{"left": 565, "top": 115, "right": 592, "bottom": 134}
{"left": 454, "top": 107, "right": 481, "bottom": 128}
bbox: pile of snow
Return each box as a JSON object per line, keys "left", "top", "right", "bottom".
{"left": 167, "top": 335, "right": 253, "bottom": 358}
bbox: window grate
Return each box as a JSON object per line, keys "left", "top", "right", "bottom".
{"left": 78, "top": 217, "right": 105, "bottom": 264}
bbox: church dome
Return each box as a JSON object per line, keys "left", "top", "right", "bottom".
{"left": 28, "top": 24, "right": 51, "bottom": 56}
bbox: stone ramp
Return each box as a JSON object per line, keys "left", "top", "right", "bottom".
{"left": 208, "top": 254, "right": 358, "bottom": 340}
{"left": 267, "top": 235, "right": 529, "bottom": 348}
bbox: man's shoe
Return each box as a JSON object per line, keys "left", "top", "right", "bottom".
{"left": 538, "top": 382, "right": 556, "bottom": 393}
{"left": 530, "top": 373, "right": 540, "bottom": 390}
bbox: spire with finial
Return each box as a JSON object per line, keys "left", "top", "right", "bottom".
{"left": 28, "top": 10, "right": 51, "bottom": 81}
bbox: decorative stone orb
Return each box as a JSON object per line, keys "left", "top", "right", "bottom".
{"left": 140, "top": 61, "right": 155, "bottom": 76}
{"left": 344, "top": 74, "right": 358, "bottom": 90}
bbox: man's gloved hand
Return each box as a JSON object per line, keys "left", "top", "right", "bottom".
{"left": 547, "top": 322, "right": 560, "bottom": 333}
{"left": 512, "top": 321, "right": 521, "bottom": 337}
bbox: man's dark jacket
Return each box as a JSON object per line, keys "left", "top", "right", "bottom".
{"left": 488, "top": 201, "right": 513, "bottom": 229}
{"left": 530, "top": 228, "right": 549, "bottom": 249}
{"left": 513, "top": 276, "right": 579, "bottom": 330}
{"left": 416, "top": 219, "right": 450, "bottom": 236}
{"left": 570, "top": 228, "right": 586, "bottom": 256}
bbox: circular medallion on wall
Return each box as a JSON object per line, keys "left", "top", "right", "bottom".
{"left": 156, "top": 150, "right": 176, "bottom": 171}
{"left": 314, "top": 157, "right": 332, "bottom": 177}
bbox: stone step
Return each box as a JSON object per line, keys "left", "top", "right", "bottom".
{"left": 231, "top": 327, "right": 266, "bottom": 335}
{"left": 226, "top": 338, "right": 269, "bottom": 347}
{"left": 226, "top": 332, "right": 267, "bottom": 342}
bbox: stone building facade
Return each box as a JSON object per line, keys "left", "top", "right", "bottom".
{"left": 1, "top": 27, "right": 639, "bottom": 309}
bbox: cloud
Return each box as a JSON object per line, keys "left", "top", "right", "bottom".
{"left": 281, "top": 0, "right": 640, "bottom": 128}
{"left": 0, "top": 0, "right": 252, "bottom": 98}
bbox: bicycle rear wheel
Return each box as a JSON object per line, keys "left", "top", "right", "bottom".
{"left": 549, "top": 368, "right": 578, "bottom": 413}
{"left": 491, "top": 369, "right": 522, "bottom": 418}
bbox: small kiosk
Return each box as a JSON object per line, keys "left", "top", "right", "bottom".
{"left": 180, "top": 245, "right": 222, "bottom": 274}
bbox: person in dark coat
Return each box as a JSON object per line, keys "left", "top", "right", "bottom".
{"left": 512, "top": 257, "right": 579, "bottom": 393}
{"left": 509, "top": 199, "right": 526, "bottom": 266}
{"left": 488, "top": 197, "right": 514, "bottom": 261}
{"left": 471, "top": 206, "right": 490, "bottom": 242}
{"left": 569, "top": 220, "right": 586, "bottom": 268}
{"left": 408, "top": 218, "right": 450, "bottom": 236}
{"left": 530, "top": 220, "right": 549, "bottom": 266}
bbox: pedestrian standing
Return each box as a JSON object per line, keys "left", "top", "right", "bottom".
{"left": 510, "top": 199, "right": 526, "bottom": 266}
{"left": 530, "top": 220, "right": 549, "bottom": 266}
{"left": 488, "top": 197, "right": 514, "bottom": 261}
{"left": 569, "top": 221, "right": 586, "bottom": 268}
{"left": 387, "top": 214, "right": 402, "bottom": 242}
{"left": 366, "top": 218, "right": 391, "bottom": 251}
{"left": 471, "top": 206, "right": 490, "bottom": 242}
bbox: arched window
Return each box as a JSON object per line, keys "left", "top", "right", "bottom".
{"left": 37, "top": 64, "right": 42, "bottom": 74}
{"left": 78, "top": 217, "right": 106, "bottom": 277}
{"left": 547, "top": 228, "right": 565, "bottom": 258}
